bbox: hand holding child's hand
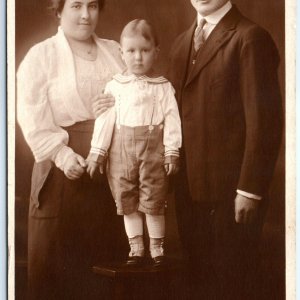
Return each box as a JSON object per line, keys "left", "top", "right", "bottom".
{"left": 164, "top": 163, "right": 179, "bottom": 176}
{"left": 64, "top": 153, "right": 86, "bottom": 180}
{"left": 86, "top": 160, "right": 99, "bottom": 178}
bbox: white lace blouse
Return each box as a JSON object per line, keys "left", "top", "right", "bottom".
{"left": 17, "top": 27, "right": 124, "bottom": 170}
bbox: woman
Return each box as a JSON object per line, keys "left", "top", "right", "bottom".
{"left": 17, "top": 0, "right": 126, "bottom": 298}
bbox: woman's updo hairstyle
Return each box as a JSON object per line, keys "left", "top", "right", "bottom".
{"left": 50, "top": 0, "right": 106, "bottom": 16}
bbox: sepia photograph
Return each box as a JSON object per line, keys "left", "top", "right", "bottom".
{"left": 10, "top": 0, "right": 290, "bottom": 299}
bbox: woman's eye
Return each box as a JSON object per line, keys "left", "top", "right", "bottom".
{"left": 72, "top": 4, "right": 81, "bottom": 9}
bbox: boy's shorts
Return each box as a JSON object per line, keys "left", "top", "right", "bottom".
{"left": 107, "top": 124, "right": 168, "bottom": 215}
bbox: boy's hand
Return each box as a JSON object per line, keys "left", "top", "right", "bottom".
{"left": 164, "top": 163, "right": 179, "bottom": 176}
{"left": 86, "top": 160, "right": 99, "bottom": 178}
{"left": 99, "top": 163, "right": 105, "bottom": 174}
{"left": 91, "top": 93, "right": 115, "bottom": 118}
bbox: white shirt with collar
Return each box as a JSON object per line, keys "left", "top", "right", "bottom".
{"left": 197, "top": 1, "right": 262, "bottom": 201}
{"left": 197, "top": 1, "right": 232, "bottom": 38}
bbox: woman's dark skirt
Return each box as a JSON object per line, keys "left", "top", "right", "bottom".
{"left": 27, "top": 120, "right": 127, "bottom": 300}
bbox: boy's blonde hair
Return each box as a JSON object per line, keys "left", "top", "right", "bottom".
{"left": 120, "top": 19, "right": 159, "bottom": 46}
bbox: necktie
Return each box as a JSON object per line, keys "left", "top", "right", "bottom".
{"left": 194, "top": 19, "right": 207, "bottom": 52}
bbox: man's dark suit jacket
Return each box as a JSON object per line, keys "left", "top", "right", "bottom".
{"left": 168, "top": 5, "right": 283, "bottom": 204}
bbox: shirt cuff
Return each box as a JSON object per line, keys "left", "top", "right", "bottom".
{"left": 164, "top": 149, "right": 179, "bottom": 157}
{"left": 53, "top": 145, "right": 74, "bottom": 171}
{"left": 236, "top": 190, "right": 262, "bottom": 200}
{"left": 87, "top": 152, "right": 106, "bottom": 164}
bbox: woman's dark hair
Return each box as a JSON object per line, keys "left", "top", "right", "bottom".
{"left": 50, "top": 0, "right": 105, "bottom": 16}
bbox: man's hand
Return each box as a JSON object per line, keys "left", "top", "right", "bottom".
{"left": 164, "top": 163, "right": 179, "bottom": 176}
{"left": 92, "top": 93, "right": 115, "bottom": 118}
{"left": 64, "top": 153, "right": 86, "bottom": 180}
{"left": 234, "top": 194, "right": 259, "bottom": 224}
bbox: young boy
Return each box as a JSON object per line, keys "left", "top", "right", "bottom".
{"left": 87, "top": 19, "right": 182, "bottom": 266}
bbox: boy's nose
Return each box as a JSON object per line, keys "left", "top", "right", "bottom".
{"left": 135, "top": 51, "right": 142, "bottom": 60}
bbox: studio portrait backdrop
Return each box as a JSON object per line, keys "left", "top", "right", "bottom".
{"left": 15, "top": 0, "right": 285, "bottom": 299}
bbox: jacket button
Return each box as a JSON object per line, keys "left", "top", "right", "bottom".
{"left": 210, "top": 209, "right": 215, "bottom": 216}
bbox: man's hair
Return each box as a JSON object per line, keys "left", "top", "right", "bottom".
{"left": 120, "top": 19, "right": 159, "bottom": 46}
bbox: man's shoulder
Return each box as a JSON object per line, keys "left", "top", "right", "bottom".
{"left": 234, "top": 10, "right": 274, "bottom": 43}
{"left": 172, "top": 26, "right": 193, "bottom": 46}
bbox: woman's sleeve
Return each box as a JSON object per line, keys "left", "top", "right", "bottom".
{"left": 17, "top": 45, "right": 74, "bottom": 170}
{"left": 160, "top": 82, "right": 182, "bottom": 160}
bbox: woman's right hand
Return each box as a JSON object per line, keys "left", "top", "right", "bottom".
{"left": 92, "top": 93, "right": 115, "bottom": 118}
{"left": 64, "top": 153, "right": 87, "bottom": 180}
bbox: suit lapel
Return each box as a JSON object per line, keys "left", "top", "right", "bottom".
{"left": 185, "top": 6, "right": 240, "bottom": 87}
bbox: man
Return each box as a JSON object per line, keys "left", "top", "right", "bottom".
{"left": 167, "top": 1, "right": 282, "bottom": 299}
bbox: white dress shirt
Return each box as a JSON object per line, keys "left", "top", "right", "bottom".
{"left": 197, "top": 1, "right": 232, "bottom": 38}
{"left": 89, "top": 74, "right": 182, "bottom": 161}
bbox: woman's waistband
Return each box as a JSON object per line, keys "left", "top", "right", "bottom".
{"left": 62, "top": 120, "right": 95, "bottom": 133}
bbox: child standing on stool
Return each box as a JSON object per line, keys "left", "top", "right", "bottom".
{"left": 87, "top": 19, "right": 182, "bottom": 266}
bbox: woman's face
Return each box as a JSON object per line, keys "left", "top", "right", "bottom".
{"left": 59, "top": 0, "right": 99, "bottom": 41}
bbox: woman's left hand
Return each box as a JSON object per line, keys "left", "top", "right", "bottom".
{"left": 64, "top": 153, "right": 87, "bottom": 180}
{"left": 92, "top": 93, "right": 115, "bottom": 118}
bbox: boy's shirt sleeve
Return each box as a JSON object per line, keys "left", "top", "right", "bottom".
{"left": 160, "top": 82, "right": 182, "bottom": 164}
{"left": 87, "top": 81, "right": 116, "bottom": 163}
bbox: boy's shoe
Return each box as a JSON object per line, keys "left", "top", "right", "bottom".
{"left": 125, "top": 255, "right": 144, "bottom": 266}
{"left": 150, "top": 237, "right": 165, "bottom": 267}
{"left": 152, "top": 255, "right": 166, "bottom": 267}
{"left": 125, "top": 235, "right": 145, "bottom": 266}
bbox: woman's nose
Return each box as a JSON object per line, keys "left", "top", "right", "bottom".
{"left": 81, "top": 6, "right": 90, "bottom": 20}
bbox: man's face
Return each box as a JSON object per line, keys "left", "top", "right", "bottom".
{"left": 190, "top": 0, "right": 228, "bottom": 16}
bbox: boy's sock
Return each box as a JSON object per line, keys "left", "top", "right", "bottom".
{"left": 149, "top": 237, "right": 165, "bottom": 259}
{"left": 124, "top": 212, "right": 144, "bottom": 258}
{"left": 124, "top": 211, "right": 143, "bottom": 238}
{"left": 146, "top": 214, "right": 165, "bottom": 259}
{"left": 128, "top": 235, "right": 144, "bottom": 258}
{"left": 145, "top": 214, "right": 165, "bottom": 238}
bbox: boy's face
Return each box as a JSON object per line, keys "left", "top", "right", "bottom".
{"left": 120, "top": 35, "right": 159, "bottom": 77}
{"left": 190, "top": 0, "right": 228, "bottom": 16}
